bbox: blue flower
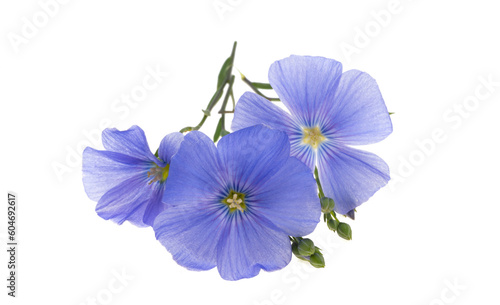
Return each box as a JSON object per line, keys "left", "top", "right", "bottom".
{"left": 232, "top": 56, "right": 392, "bottom": 215}
{"left": 82, "top": 125, "right": 183, "bottom": 227}
{"left": 153, "top": 125, "right": 320, "bottom": 280}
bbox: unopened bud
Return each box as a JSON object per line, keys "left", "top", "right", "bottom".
{"left": 327, "top": 218, "right": 339, "bottom": 231}
{"left": 309, "top": 252, "right": 325, "bottom": 268}
{"left": 292, "top": 242, "right": 308, "bottom": 261}
{"left": 297, "top": 238, "right": 315, "bottom": 256}
{"left": 320, "top": 197, "right": 335, "bottom": 213}
{"left": 346, "top": 209, "right": 355, "bottom": 220}
{"left": 337, "top": 222, "right": 352, "bottom": 240}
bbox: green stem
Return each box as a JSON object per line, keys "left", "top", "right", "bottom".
{"left": 331, "top": 211, "right": 340, "bottom": 222}
{"left": 230, "top": 90, "right": 236, "bottom": 110}
{"left": 206, "top": 83, "right": 227, "bottom": 113}
{"left": 179, "top": 84, "right": 225, "bottom": 133}
{"left": 314, "top": 167, "right": 325, "bottom": 199}
{"left": 179, "top": 42, "right": 237, "bottom": 133}
{"left": 179, "top": 115, "right": 208, "bottom": 133}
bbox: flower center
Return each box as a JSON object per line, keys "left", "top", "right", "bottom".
{"left": 302, "top": 126, "right": 326, "bottom": 149}
{"left": 147, "top": 164, "right": 170, "bottom": 184}
{"left": 222, "top": 190, "right": 246, "bottom": 213}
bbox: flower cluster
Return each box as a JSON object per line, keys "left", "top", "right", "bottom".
{"left": 82, "top": 49, "right": 392, "bottom": 280}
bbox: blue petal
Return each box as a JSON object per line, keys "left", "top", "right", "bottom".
{"left": 324, "top": 70, "right": 392, "bottom": 145}
{"left": 217, "top": 125, "right": 290, "bottom": 193}
{"left": 216, "top": 213, "right": 292, "bottom": 281}
{"left": 82, "top": 147, "right": 150, "bottom": 201}
{"left": 158, "top": 132, "right": 184, "bottom": 163}
{"left": 154, "top": 203, "right": 227, "bottom": 271}
{"left": 317, "top": 143, "right": 390, "bottom": 215}
{"left": 289, "top": 139, "right": 317, "bottom": 171}
{"left": 162, "top": 131, "right": 226, "bottom": 207}
{"left": 142, "top": 183, "right": 167, "bottom": 227}
{"left": 95, "top": 174, "right": 153, "bottom": 227}
{"left": 102, "top": 125, "right": 161, "bottom": 165}
{"left": 231, "top": 92, "right": 296, "bottom": 132}
{"left": 268, "top": 55, "right": 343, "bottom": 126}
{"left": 249, "top": 157, "right": 320, "bottom": 237}
{"left": 231, "top": 93, "right": 315, "bottom": 171}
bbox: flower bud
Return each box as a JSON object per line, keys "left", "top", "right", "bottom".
{"left": 337, "top": 222, "right": 352, "bottom": 240}
{"left": 320, "top": 197, "right": 335, "bottom": 213}
{"left": 327, "top": 218, "right": 339, "bottom": 231}
{"left": 297, "top": 238, "right": 315, "bottom": 256}
{"left": 309, "top": 252, "right": 325, "bottom": 268}
{"left": 292, "top": 242, "right": 308, "bottom": 261}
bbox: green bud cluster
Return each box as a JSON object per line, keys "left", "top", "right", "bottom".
{"left": 290, "top": 237, "right": 325, "bottom": 268}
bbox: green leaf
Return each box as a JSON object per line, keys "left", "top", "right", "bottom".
{"left": 216, "top": 41, "right": 237, "bottom": 90}
{"left": 213, "top": 117, "right": 224, "bottom": 142}
{"left": 217, "top": 57, "right": 232, "bottom": 90}
{"left": 251, "top": 82, "right": 273, "bottom": 90}
{"left": 206, "top": 85, "right": 225, "bottom": 112}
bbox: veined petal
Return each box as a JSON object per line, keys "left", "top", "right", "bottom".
{"left": 95, "top": 174, "right": 153, "bottom": 227}
{"left": 231, "top": 92, "right": 295, "bottom": 132}
{"left": 162, "top": 131, "right": 226, "bottom": 207}
{"left": 317, "top": 143, "right": 390, "bottom": 215}
{"left": 268, "top": 55, "right": 343, "bottom": 126}
{"left": 217, "top": 125, "right": 290, "bottom": 193}
{"left": 250, "top": 157, "right": 320, "bottom": 237}
{"left": 102, "top": 125, "right": 160, "bottom": 165}
{"left": 82, "top": 147, "right": 150, "bottom": 201}
{"left": 232, "top": 94, "right": 312, "bottom": 170}
{"left": 158, "top": 132, "right": 184, "bottom": 163}
{"left": 154, "top": 203, "right": 227, "bottom": 271}
{"left": 289, "top": 139, "right": 317, "bottom": 171}
{"left": 324, "top": 70, "right": 392, "bottom": 145}
{"left": 216, "top": 213, "right": 291, "bottom": 281}
{"left": 142, "top": 183, "right": 167, "bottom": 227}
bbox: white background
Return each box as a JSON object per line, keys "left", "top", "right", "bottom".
{"left": 1, "top": 0, "right": 499, "bottom": 304}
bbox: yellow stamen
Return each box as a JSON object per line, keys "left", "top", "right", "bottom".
{"left": 147, "top": 164, "right": 170, "bottom": 184}
{"left": 223, "top": 191, "right": 246, "bottom": 213}
{"left": 302, "top": 126, "right": 326, "bottom": 149}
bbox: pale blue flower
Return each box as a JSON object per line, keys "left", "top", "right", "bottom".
{"left": 232, "top": 56, "right": 392, "bottom": 215}
{"left": 82, "top": 125, "right": 183, "bottom": 227}
{"left": 154, "top": 125, "right": 320, "bottom": 280}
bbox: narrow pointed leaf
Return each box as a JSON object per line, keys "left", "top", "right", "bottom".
{"left": 217, "top": 57, "right": 232, "bottom": 89}
{"left": 213, "top": 117, "right": 224, "bottom": 142}
{"left": 252, "top": 82, "right": 273, "bottom": 90}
